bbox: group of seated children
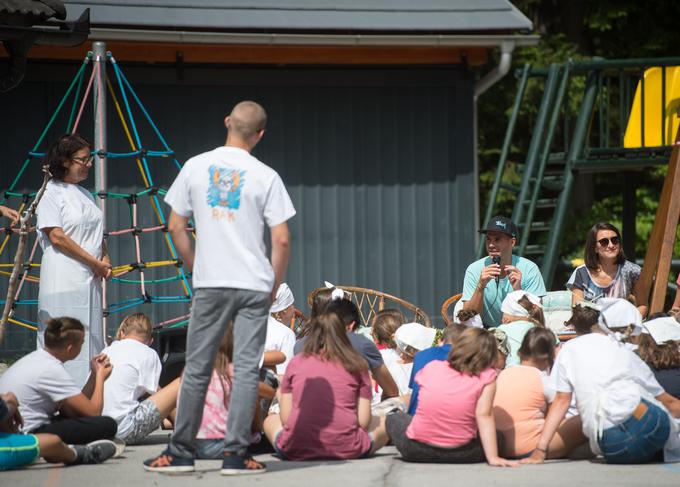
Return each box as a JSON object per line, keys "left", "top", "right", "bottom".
{"left": 3, "top": 281, "right": 680, "bottom": 471}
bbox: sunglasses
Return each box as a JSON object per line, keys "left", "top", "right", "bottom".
{"left": 597, "top": 236, "right": 620, "bottom": 247}
{"left": 72, "top": 155, "right": 94, "bottom": 165}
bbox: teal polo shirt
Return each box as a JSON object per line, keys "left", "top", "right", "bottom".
{"left": 462, "top": 254, "right": 546, "bottom": 327}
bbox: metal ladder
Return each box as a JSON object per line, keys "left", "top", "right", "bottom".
{"left": 480, "top": 58, "right": 680, "bottom": 287}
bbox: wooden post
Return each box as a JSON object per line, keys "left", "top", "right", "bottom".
{"left": 638, "top": 122, "right": 680, "bottom": 313}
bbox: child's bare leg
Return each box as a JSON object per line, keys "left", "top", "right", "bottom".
{"left": 263, "top": 414, "right": 283, "bottom": 445}
{"left": 546, "top": 415, "right": 588, "bottom": 459}
{"left": 368, "top": 415, "right": 389, "bottom": 454}
{"left": 147, "top": 377, "right": 181, "bottom": 419}
{"left": 36, "top": 434, "right": 77, "bottom": 464}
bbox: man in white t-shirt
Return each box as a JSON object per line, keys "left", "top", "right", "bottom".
{"left": 144, "top": 101, "right": 295, "bottom": 475}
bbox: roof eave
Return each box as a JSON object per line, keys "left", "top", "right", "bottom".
{"left": 88, "top": 27, "right": 539, "bottom": 48}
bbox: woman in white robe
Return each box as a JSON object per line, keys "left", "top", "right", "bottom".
{"left": 36, "top": 134, "right": 112, "bottom": 386}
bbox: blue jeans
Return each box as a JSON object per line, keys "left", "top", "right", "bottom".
{"left": 598, "top": 399, "right": 670, "bottom": 464}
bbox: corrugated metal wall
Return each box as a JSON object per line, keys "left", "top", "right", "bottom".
{"left": 0, "top": 61, "right": 475, "bottom": 356}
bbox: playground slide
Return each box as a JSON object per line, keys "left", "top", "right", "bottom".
{"left": 624, "top": 66, "right": 680, "bottom": 147}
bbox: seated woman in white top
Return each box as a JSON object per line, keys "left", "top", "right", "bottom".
{"left": 265, "top": 283, "right": 297, "bottom": 376}
{"left": 101, "top": 313, "right": 180, "bottom": 444}
{"left": 523, "top": 303, "right": 680, "bottom": 465}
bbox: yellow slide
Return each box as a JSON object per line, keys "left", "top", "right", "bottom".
{"left": 624, "top": 66, "right": 680, "bottom": 147}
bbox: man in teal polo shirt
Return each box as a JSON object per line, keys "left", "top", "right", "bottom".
{"left": 461, "top": 216, "right": 546, "bottom": 327}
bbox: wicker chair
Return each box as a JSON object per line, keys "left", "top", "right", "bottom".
{"left": 307, "top": 286, "right": 431, "bottom": 328}
{"left": 289, "top": 307, "right": 309, "bottom": 338}
{"left": 440, "top": 293, "right": 463, "bottom": 326}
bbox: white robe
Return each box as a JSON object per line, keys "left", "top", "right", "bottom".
{"left": 36, "top": 180, "right": 104, "bottom": 387}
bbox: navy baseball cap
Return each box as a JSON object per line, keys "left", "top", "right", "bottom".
{"left": 479, "top": 215, "right": 519, "bottom": 238}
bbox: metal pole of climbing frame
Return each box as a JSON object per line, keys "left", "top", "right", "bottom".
{"left": 93, "top": 41, "right": 107, "bottom": 226}
{"left": 93, "top": 41, "right": 108, "bottom": 337}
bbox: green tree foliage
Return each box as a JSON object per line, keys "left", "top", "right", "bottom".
{"left": 478, "top": 0, "right": 680, "bottom": 286}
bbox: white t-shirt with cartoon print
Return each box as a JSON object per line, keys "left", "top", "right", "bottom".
{"left": 165, "top": 146, "right": 296, "bottom": 293}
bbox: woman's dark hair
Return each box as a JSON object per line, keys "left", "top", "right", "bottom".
{"left": 567, "top": 305, "right": 600, "bottom": 335}
{"left": 372, "top": 309, "right": 406, "bottom": 348}
{"left": 310, "top": 288, "right": 334, "bottom": 318}
{"left": 584, "top": 222, "right": 626, "bottom": 270}
{"left": 448, "top": 327, "right": 498, "bottom": 376}
{"left": 44, "top": 317, "right": 85, "bottom": 349}
{"left": 324, "top": 298, "right": 362, "bottom": 331}
{"left": 302, "top": 312, "right": 369, "bottom": 375}
{"left": 636, "top": 334, "right": 680, "bottom": 370}
{"left": 518, "top": 327, "right": 557, "bottom": 369}
{"left": 45, "top": 133, "right": 92, "bottom": 181}
{"left": 213, "top": 322, "right": 234, "bottom": 396}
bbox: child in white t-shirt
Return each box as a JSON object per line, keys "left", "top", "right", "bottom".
{"left": 371, "top": 309, "right": 407, "bottom": 396}
{"left": 265, "top": 283, "right": 297, "bottom": 376}
{"left": 101, "top": 313, "right": 180, "bottom": 444}
{"left": 523, "top": 303, "right": 680, "bottom": 465}
{"left": 390, "top": 322, "right": 437, "bottom": 395}
{"left": 0, "top": 317, "right": 117, "bottom": 445}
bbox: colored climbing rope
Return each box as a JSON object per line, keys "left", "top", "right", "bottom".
{"left": 0, "top": 52, "right": 193, "bottom": 336}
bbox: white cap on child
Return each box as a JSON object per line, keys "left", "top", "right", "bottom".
{"left": 642, "top": 317, "right": 680, "bottom": 345}
{"left": 270, "top": 283, "right": 294, "bottom": 313}
{"left": 394, "top": 322, "right": 436, "bottom": 353}
{"left": 457, "top": 314, "right": 484, "bottom": 328}
{"left": 598, "top": 297, "right": 642, "bottom": 336}
{"left": 500, "top": 290, "right": 542, "bottom": 318}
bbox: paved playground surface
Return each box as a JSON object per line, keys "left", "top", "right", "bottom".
{"left": 4, "top": 430, "right": 680, "bottom": 487}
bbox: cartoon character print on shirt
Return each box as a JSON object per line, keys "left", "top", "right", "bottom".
{"left": 207, "top": 165, "right": 246, "bottom": 221}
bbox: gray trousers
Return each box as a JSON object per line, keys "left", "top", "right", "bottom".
{"left": 386, "top": 412, "right": 487, "bottom": 463}
{"left": 168, "top": 287, "right": 270, "bottom": 458}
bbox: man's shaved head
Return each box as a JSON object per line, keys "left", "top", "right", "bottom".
{"left": 226, "top": 101, "right": 267, "bottom": 140}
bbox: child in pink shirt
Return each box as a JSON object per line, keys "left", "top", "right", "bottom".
{"left": 385, "top": 327, "right": 516, "bottom": 466}
{"left": 180, "top": 324, "right": 283, "bottom": 459}
{"left": 263, "top": 311, "right": 389, "bottom": 460}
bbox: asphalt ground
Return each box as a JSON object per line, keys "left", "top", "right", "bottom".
{"left": 4, "top": 430, "right": 680, "bottom": 487}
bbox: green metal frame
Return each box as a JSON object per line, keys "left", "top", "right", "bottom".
{"left": 481, "top": 56, "right": 680, "bottom": 287}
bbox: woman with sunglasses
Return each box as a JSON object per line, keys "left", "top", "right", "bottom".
{"left": 566, "top": 222, "right": 647, "bottom": 316}
{"left": 35, "top": 134, "right": 112, "bottom": 386}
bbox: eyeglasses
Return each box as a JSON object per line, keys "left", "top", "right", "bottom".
{"left": 597, "top": 236, "right": 620, "bottom": 247}
{"left": 71, "top": 155, "right": 94, "bottom": 166}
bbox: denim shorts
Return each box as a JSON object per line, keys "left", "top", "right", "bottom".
{"left": 598, "top": 399, "right": 670, "bottom": 464}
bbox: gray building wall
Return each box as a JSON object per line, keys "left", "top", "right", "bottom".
{"left": 0, "top": 61, "right": 475, "bottom": 356}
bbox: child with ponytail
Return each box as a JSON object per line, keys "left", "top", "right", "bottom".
{"left": 264, "top": 310, "right": 389, "bottom": 460}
